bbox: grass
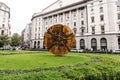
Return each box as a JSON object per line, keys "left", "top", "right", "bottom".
{"left": 0, "top": 50, "right": 90, "bottom": 70}
{"left": 0, "top": 50, "right": 120, "bottom": 80}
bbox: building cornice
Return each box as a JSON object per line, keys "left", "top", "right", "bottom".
{"left": 42, "top": 0, "right": 60, "bottom": 12}
{"left": 0, "top": 2, "right": 10, "bottom": 18}
{"left": 31, "top": 0, "right": 92, "bottom": 21}
{"left": 76, "top": 33, "right": 120, "bottom": 37}
{"left": 0, "top": 2, "right": 10, "bottom": 10}
{"left": 0, "top": 8, "right": 10, "bottom": 13}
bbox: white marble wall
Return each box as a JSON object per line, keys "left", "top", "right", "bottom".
{"left": 0, "top": 2, "right": 10, "bottom": 36}
{"left": 30, "top": 0, "right": 120, "bottom": 51}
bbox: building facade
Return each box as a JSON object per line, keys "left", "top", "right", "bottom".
{"left": 30, "top": 0, "right": 120, "bottom": 52}
{"left": 21, "top": 23, "right": 32, "bottom": 49}
{"left": 0, "top": 2, "right": 11, "bottom": 36}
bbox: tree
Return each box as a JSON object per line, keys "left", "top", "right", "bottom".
{"left": 11, "top": 33, "right": 21, "bottom": 47}
{"left": 0, "top": 35, "right": 10, "bottom": 47}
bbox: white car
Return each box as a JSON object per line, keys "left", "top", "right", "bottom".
{"left": 71, "top": 49, "right": 84, "bottom": 53}
{"left": 114, "top": 49, "right": 120, "bottom": 53}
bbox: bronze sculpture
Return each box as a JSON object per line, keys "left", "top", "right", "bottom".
{"left": 44, "top": 24, "right": 75, "bottom": 56}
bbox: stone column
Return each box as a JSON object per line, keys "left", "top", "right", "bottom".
{"left": 69, "top": 10, "right": 72, "bottom": 29}
{"left": 76, "top": 9, "right": 79, "bottom": 34}
{"left": 57, "top": 14, "right": 59, "bottom": 23}
{"left": 52, "top": 16, "right": 54, "bottom": 25}
{"left": 63, "top": 12, "right": 65, "bottom": 25}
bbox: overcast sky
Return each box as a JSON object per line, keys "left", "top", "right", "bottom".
{"left": 0, "top": 0, "right": 57, "bottom": 35}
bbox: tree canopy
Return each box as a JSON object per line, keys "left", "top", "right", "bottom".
{"left": 11, "top": 33, "right": 21, "bottom": 47}
{"left": 0, "top": 35, "right": 10, "bottom": 47}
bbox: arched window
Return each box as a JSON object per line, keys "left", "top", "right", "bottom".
{"left": 73, "top": 28, "right": 77, "bottom": 34}
{"left": 80, "top": 39, "right": 85, "bottom": 49}
{"left": 91, "top": 38, "right": 97, "bottom": 51}
{"left": 38, "top": 41, "right": 40, "bottom": 48}
{"left": 1, "top": 30, "right": 4, "bottom": 35}
{"left": 73, "top": 40, "right": 76, "bottom": 49}
{"left": 118, "top": 38, "right": 120, "bottom": 49}
{"left": 100, "top": 38, "right": 107, "bottom": 51}
{"left": 34, "top": 41, "right": 36, "bottom": 48}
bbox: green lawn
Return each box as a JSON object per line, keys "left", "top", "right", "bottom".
{"left": 0, "top": 51, "right": 90, "bottom": 70}
{"left": 0, "top": 50, "right": 120, "bottom": 80}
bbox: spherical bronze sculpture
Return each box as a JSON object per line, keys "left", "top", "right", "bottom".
{"left": 44, "top": 24, "right": 75, "bottom": 56}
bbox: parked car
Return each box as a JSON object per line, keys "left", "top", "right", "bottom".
{"left": 0, "top": 47, "right": 4, "bottom": 50}
{"left": 71, "top": 49, "right": 84, "bottom": 53}
{"left": 114, "top": 49, "right": 120, "bottom": 53}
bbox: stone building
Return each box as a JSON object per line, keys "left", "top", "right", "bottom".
{"left": 0, "top": 2, "right": 11, "bottom": 36}
{"left": 21, "top": 23, "right": 32, "bottom": 49}
{"left": 29, "top": 0, "right": 120, "bottom": 52}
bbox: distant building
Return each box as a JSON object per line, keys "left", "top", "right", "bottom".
{"left": 26, "top": 0, "right": 120, "bottom": 52}
{"left": 21, "top": 29, "right": 25, "bottom": 48}
{"left": 21, "top": 23, "right": 32, "bottom": 49}
{"left": 0, "top": 2, "right": 11, "bottom": 36}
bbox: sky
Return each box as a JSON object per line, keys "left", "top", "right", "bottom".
{"left": 0, "top": 0, "right": 57, "bottom": 35}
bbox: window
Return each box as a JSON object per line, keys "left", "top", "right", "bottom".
{"left": 67, "top": 23, "right": 69, "bottom": 26}
{"left": 65, "top": 12, "right": 69, "bottom": 21}
{"left": 1, "top": 30, "right": 4, "bottom": 35}
{"left": 38, "top": 34, "right": 40, "bottom": 39}
{"left": 61, "top": 17, "right": 63, "bottom": 22}
{"left": 38, "top": 41, "right": 40, "bottom": 48}
{"left": 39, "top": 27, "right": 40, "bottom": 31}
{"left": 3, "top": 17, "right": 5, "bottom": 22}
{"left": 91, "top": 3, "right": 93, "bottom": 6}
{"left": 73, "top": 10, "right": 76, "bottom": 19}
{"left": 80, "top": 39, "right": 85, "bottom": 49}
{"left": 101, "top": 25, "right": 105, "bottom": 34}
{"left": 91, "top": 8, "right": 94, "bottom": 11}
{"left": 45, "top": 21, "right": 48, "bottom": 25}
{"left": 73, "top": 28, "right": 77, "bottom": 34}
{"left": 100, "top": 15, "right": 104, "bottom": 21}
{"left": 50, "top": 17, "right": 52, "bottom": 24}
{"left": 117, "top": 6, "right": 120, "bottom": 11}
{"left": 99, "top": 0, "right": 103, "bottom": 2}
{"left": 39, "top": 18, "right": 41, "bottom": 26}
{"left": 73, "top": 40, "right": 76, "bottom": 48}
{"left": 2, "top": 24, "right": 5, "bottom": 28}
{"left": 35, "top": 34, "right": 37, "bottom": 39}
{"left": 118, "top": 24, "right": 120, "bottom": 30}
{"left": 81, "top": 28, "right": 85, "bottom": 35}
{"left": 81, "top": 21, "right": 84, "bottom": 25}
{"left": 74, "top": 22, "right": 76, "bottom": 26}
{"left": 46, "top": 27, "right": 48, "bottom": 31}
{"left": 91, "top": 38, "right": 97, "bottom": 51}
{"left": 118, "top": 38, "right": 120, "bottom": 49}
{"left": 59, "top": 1, "right": 62, "bottom": 7}
{"left": 100, "top": 38, "right": 107, "bottom": 51}
{"left": 36, "top": 19, "right": 37, "bottom": 25}
{"left": 39, "top": 22, "right": 40, "bottom": 26}
{"left": 59, "top": 13, "right": 63, "bottom": 22}
{"left": 81, "top": 11, "right": 84, "bottom": 18}
{"left": 35, "top": 28, "right": 37, "bottom": 31}
{"left": 118, "top": 14, "right": 120, "bottom": 19}
{"left": 34, "top": 41, "right": 36, "bottom": 48}
{"left": 100, "top": 7, "right": 103, "bottom": 12}
{"left": 53, "top": 15, "right": 57, "bottom": 23}
{"left": 55, "top": 18, "right": 57, "bottom": 23}
{"left": 92, "top": 27, "right": 95, "bottom": 34}
{"left": 91, "top": 16, "right": 95, "bottom": 23}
